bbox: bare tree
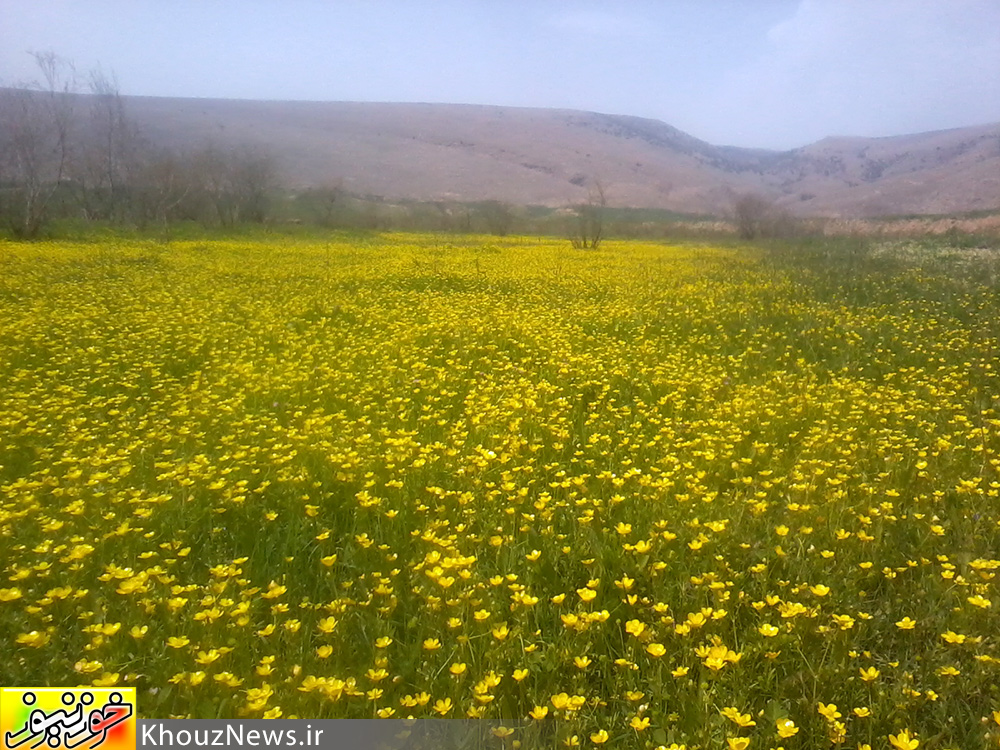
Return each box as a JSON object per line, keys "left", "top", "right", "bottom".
{"left": 1, "top": 52, "right": 287, "bottom": 234}
{"left": 70, "top": 68, "right": 140, "bottom": 223}
{"left": 732, "top": 192, "right": 774, "bottom": 240}
{"left": 196, "top": 145, "right": 276, "bottom": 226}
{"left": 307, "top": 182, "right": 344, "bottom": 227}
{"left": 130, "top": 148, "right": 200, "bottom": 229}
{"left": 570, "top": 179, "right": 606, "bottom": 249}
{"left": 0, "top": 52, "right": 77, "bottom": 238}
{"left": 230, "top": 146, "right": 276, "bottom": 223}
{"left": 481, "top": 200, "right": 515, "bottom": 236}
{"left": 732, "top": 191, "right": 801, "bottom": 240}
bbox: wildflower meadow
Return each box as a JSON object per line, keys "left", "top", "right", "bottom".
{"left": 1, "top": 233, "right": 999, "bottom": 749}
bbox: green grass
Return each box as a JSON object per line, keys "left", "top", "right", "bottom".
{"left": 1, "top": 233, "right": 999, "bottom": 748}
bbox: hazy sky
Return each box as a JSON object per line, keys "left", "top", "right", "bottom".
{"left": 2, "top": 0, "right": 998, "bottom": 149}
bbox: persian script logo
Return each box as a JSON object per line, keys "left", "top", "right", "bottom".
{"left": 0, "top": 689, "right": 135, "bottom": 750}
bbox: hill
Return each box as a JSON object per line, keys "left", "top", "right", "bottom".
{"left": 119, "top": 95, "right": 1000, "bottom": 217}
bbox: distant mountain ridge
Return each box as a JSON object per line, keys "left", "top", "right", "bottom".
{"left": 121, "top": 95, "right": 1000, "bottom": 217}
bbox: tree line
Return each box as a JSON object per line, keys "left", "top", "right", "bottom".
{"left": 2, "top": 52, "right": 813, "bottom": 244}
{"left": 0, "top": 52, "right": 619, "bottom": 244}
{"left": 0, "top": 53, "right": 278, "bottom": 238}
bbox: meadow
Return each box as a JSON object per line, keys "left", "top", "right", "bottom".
{"left": 1, "top": 233, "right": 999, "bottom": 749}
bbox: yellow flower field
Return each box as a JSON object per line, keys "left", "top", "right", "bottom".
{"left": 1, "top": 233, "right": 999, "bottom": 747}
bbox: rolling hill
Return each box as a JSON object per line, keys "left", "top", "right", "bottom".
{"left": 122, "top": 95, "right": 1000, "bottom": 218}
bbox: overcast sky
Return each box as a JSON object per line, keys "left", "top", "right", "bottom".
{"left": 1, "top": 0, "right": 998, "bottom": 150}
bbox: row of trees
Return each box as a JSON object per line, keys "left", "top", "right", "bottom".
{"left": 0, "top": 53, "right": 278, "bottom": 238}
{"left": 0, "top": 52, "right": 612, "bottom": 243}
{"left": 1, "top": 53, "right": 797, "bottom": 244}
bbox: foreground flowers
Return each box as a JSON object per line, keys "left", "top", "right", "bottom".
{"left": 889, "top": 729, "right": 919, "bottom": 749}
{"left": 1, "top": 234, "right": 999, "bottom": 748}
